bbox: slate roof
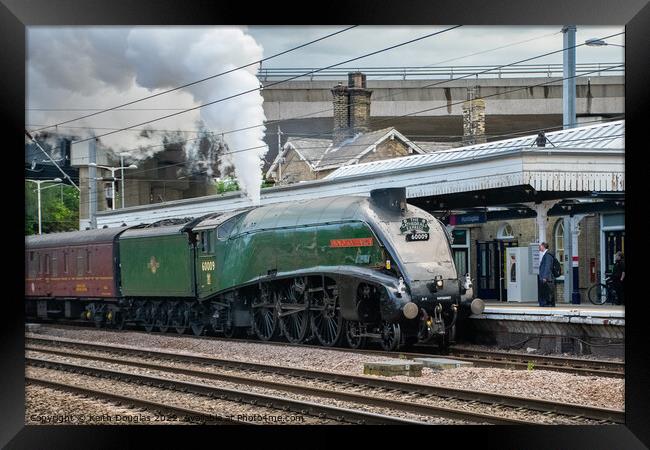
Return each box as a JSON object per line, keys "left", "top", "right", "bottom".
{"left": 266, "top": 127, "right": 423, "bottom": 178}
{"left": 325, "top": 120, "right": 624, "bottom": 180}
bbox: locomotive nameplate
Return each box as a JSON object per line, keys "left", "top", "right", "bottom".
{"left": 330, "top": 238, "right": 373, "bottom": 248}
{"left": 400, "top": 218, "right": 430, "bottom": 233}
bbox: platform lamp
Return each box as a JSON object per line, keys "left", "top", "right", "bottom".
{"left": 584, "top": 38, "right": 625, "bottom": 48}
{"left": 88, "top": 163, "right": 138, "bottom": 210}
{"left": 26, "top": 178, "right": 62, "bottom": 234}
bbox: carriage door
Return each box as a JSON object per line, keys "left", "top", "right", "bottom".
{"left": 476, "top": 240, "right": 518, "bottom": 301}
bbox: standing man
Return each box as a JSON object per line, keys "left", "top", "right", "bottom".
{"left": 611, "top": 251, "right": 625, "bottom": 305}
{"left": 538, "top": 242, "right": 555, "bottom": 307}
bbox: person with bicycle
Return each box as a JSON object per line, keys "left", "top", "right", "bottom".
{"left": 537, "top": 242, "right": 555, "bottom": 307}
{"left": 611, "top": 251, "right": 625, "bottom": 305}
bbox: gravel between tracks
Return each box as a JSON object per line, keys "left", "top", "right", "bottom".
{"left": 26, "top": 383, "right": 186, "bottom": 425}
{"left": 28, "top": 325, "right": 624, "bottom": 411}
{"left": 27, "top": 366, "right": 322, "bottom": 425}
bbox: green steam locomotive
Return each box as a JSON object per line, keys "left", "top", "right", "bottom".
{"left": 26, "top": 188, "right": 483, "bottom": 350}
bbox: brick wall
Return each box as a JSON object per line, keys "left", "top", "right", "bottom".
{"left": 276, "top": 148, "right": 320, "bottom": 184}
{"left": 360, "top": 138, "right": 411, "bottom": 164}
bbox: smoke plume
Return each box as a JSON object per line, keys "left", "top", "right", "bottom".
{"left": 27, "top": 27, "right": 268, "bottom": 204}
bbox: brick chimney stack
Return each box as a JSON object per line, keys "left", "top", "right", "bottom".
{"left": 331, "top": 82, "right": 350, "bottom": 146}
{"left": 331, "top": 72, "right": 373, "bottom": 146}
{"left": 462, "top": 87, "right": 486, "bottom": 145}
{"left": 348, "top": 72, "right": 372, "bottom": 135}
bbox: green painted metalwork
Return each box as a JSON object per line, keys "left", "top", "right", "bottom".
{"left": 119, "top": 229, "right": 195, "bottom": 297}
{"left": 205, "top": 220, "right": 384, "bottom": 295}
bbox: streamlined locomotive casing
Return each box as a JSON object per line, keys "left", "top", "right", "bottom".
{"left": 191, "top": 192, "right": 460, "bottom": 322}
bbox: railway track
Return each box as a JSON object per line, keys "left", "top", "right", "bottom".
{"left": 26, "top": 377, "right": 242, "bottom": 424}
{"left": 26, "top": 335, "right": 624, "bottom": 425}
{"left": 446, "top": 346, "right": 625, "bottom": 378}
{"left": 27, "top": 322, "right": 625, "bottom": 378}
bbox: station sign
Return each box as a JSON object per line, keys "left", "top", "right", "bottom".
{"left": 448, "top": 213, "right": 486, "bottom": 226}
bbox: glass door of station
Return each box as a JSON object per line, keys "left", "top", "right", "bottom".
{"left": 605, "top": 230, "right": 625, "bottom": 274}
{"left": 476, "top": 240, "right": 518, "bottom": 301}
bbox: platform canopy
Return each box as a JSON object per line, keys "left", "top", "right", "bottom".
{"left": 96, "top": 120, "right": 624, "bottom": 228}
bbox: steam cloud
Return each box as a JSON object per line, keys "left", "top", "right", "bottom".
{"left": 27, "top": 27, "right": 269, "bottom": 204}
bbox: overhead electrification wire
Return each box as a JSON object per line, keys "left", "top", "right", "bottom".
{"left": 77, "top": 30, "right": 623, "bottom": 158}
{"left": 66, "top": 26, "right": 462, "bottom": 145}
{"left": 29, "top": 25, "right": 359, "bottom": 133}
{"left": 89, "top": 62, "right": 623, "bottom": 172}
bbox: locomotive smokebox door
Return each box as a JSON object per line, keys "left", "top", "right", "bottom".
{"left": 370, "top": 188, "right": 407, "bottom": 213}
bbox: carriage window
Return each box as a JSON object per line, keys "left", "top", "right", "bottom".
{"left": 77, "top": 252, "right": 85, "bottom": 277}
{"left": 52, "top": 253, "right": 58, "bottom": 277}
{"left": 63, "top": 252, "right": 69, "bottom": 274}
{"left": 44, "top": 254, "right": 50, "bottom": 275}
{"left": 28, "top": 252, "right": 35, "bottom": 277}
{"left": 37, "top": 253, "right": 42, "bottom": 274}
{"left": 86, "top": 249, "right": 92, "bottom": 273}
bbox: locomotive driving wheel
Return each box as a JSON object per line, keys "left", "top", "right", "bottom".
{"left": 252, "top": 285, "right": 278, "bottom": 341}
{"left": 380, "top": 321, "right": 401, "bottom": 351}
{"left": 278, "top": 278, "right": 310, "bottom": 344}
{"left": 311, "top": 282, "right": 343, "bottom": 347}
{"left": 344, "top": 320, "right": 367, "bottom": 349}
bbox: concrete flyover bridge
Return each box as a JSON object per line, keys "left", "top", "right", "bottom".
{"left": 259, "top": 66, "right": 623, "bottom": 139}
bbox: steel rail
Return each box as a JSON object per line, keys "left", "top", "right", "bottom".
{"left": 26, "top": 335, "right": 624, "bottom": 424}
{"left": 447, "top": 347, "right": 624, "bottom": 378}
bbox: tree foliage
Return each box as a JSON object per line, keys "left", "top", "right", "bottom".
{"left": 25, "top": 182, "right": 79, "bottom": 235}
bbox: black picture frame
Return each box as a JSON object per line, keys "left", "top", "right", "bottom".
{"left": 2, "top": 1, "right": 648, "bottom": 448}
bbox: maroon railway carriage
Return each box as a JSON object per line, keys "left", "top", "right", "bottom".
{"left": 25, "top": 228, "right": 126, "bottom": 320}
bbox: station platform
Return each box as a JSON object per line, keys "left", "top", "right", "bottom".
{"left": 471, "top": 302, "right": 625, "bottom": 326}
{"left": 463, "top": 301, "right": 624, "bottom": 357}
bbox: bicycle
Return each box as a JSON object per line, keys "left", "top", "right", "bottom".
{"left": 587, "top": 275, "right": 619, "bottom": 305}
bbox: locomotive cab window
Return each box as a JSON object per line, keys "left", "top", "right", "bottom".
{"left": 217, "top": 217, "right": 238, "bottom": 240}
{"left": 200, "top": 231, "right": 214, "bottom": 254}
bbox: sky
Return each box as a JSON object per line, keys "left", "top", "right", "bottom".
{"left": 25, "top": 25, "right": 624, "bottom": 200}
